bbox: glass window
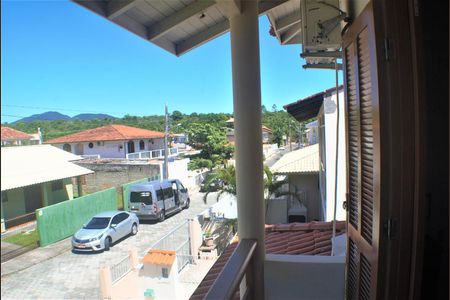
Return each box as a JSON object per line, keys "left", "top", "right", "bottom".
{"left": 84, "top": 217, "right": 110, "bottom": 229}
{"left": 156, "top": 189, "right": 164, "bottom": 201}
{"left": 177, "top": 182, "right": 185, "bottom": 191}
{"left": 119, "top": 212, "right": 129, "bottom": 222}
{"left": 111, "top": 215, "right": 121, "bottom": 225}
{"left": 162, "top": 267, "right": 169, "bottom": 278}
{"left": 139, "top": 140, "right": 145, "bottom": 150}
{"left": 163, "top": 188, "right": 173, "bottom": 199}
{"left": 130, "top": 191, "right": 152, "bottom": 205}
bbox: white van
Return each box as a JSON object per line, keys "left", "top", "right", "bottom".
{"left": 128, "top": 179, "right": 190, "bottom": 221}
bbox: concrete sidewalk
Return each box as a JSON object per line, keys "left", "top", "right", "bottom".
{"left": 1, "top": 237, "right": 72, "bottom": 277}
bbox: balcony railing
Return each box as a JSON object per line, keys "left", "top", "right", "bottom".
{"left": 126, "top": 147, "right": 178, "bottom": 160}
{"left": 205, "top": 239, "right": 257, "bottom": 300}
{"left": 80, "top": 154, "right": 100, "bottom": 159}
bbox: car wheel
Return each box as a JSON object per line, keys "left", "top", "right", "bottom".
{"left": 104, "top": 237, "right": 112, "bottom": 251}
{"left": 131, "top": 223, "right": 138, "bottom": 235}
{"left": 185, "top": 198, "right": 190, "bottom": 209}
{"left": 159, "top": 210, "right": 165, "bottom": 222}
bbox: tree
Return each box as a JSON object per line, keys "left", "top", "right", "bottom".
{"left": 186, "top": 123, "right": 234, "bottom": 167}
{"left": 171, "top": 110, "right": 183, "bottom": 122}
{"left": 202, "top": 164, "right": 299, "bottom": 218}
{"left": 202, "top": 165, "right": 237, "bottom": 203}
{"left": 261, "top": 105, "right": 267, "bottom": 114}
{"left": 271, "top": 104, "right": 278, "bottom": 112}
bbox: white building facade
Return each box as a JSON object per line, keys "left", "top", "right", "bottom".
{"left": 318, "top": 89, "right": 347, "bottom": 222}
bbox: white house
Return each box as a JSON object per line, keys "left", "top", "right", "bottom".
{"left": 285, "top": 86, "right": 346, "bottom": 222}
{"left": 46, "top": 124, "right": 165, "bottom": 159}
{"left": 225, "top": 117, "right": 273, "bottom": 144}
{"left": 1, "top": 126, "right": 41, "bottom": 146}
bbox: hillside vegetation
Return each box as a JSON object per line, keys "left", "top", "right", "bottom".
{"left": 4, "top": 108, "right": 309, "bottom": 145}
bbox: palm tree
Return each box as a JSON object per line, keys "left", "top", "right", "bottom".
{"left": 202, "top": 165, "right": 299, "bottom": 217}
{"left": 202, "top": 165, "right": 236, "bottom": 203}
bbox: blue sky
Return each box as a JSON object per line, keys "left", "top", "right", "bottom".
{"left": 1, "top": 0, "right": 340, "bottom": 123}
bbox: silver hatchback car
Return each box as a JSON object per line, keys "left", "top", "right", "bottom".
{"left": 72, "top": 211, "right": 139, "bottom": 252}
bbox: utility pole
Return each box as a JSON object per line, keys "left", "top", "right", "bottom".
{"left": 288, "top": 121, "right": 292, "bottom": 151}
{"left": 163, "top": 103, "right": 169, "bottom": 180}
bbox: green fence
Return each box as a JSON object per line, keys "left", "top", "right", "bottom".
{"left": 121, "top": 175, "right": 159, "bottom": 211}
{"left": 36, "top": 188, "right": 117, "bottom": 247}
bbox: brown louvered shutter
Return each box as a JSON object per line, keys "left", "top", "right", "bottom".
{"left": 343, "top": 2, "right": 381, "bottom": 300}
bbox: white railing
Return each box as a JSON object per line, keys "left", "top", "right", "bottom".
{"left": 110, "top": 255, "right": 132, "bottom": 283}
{"left": 126, "top": 148, "right": 178, "bottom": 160}
{"left": 80, "top": 154, "right": 100, "bottom": 159}
{"left": 145, "top": 220, "right": 191, "bottom": 272}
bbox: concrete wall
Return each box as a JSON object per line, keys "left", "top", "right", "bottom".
{"left": 320, "top": 90, "right": 347, "bottom": 221}
{"left": 265, "top": 254, "right": 345, "bottom": 300}
{"left": 2, "top": 188, "right": 26, "bottom": 220}
{"left": 167, "top": 158, "right": 189, "bottom": 183}
{"left": 288, "top": 174, "right": 321, "bottom": 222}
{"left": 41, "top": 179, "right": 74, "bottom": 206}
{"left": 266, "top": 197, "right": 288, "bottom": 224}
{"left": 75, "top": 162, "right": 160, "bottom": 195}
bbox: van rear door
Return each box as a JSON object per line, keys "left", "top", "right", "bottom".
{"left": 130, "top": 191, "right": 153, "bottom": 214}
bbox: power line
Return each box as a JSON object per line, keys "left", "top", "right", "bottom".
{"left": 1, "top": 104, "right": 123, "bottom": 115}
{"left": 1, "top": 114, "right": 27, "bottom": 119}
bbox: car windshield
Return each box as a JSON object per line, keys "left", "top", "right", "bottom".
{"left": 84, "top": 217, "right": 110, "bottom": 229}
{"left": 130, "top": 191, "right": 153, "bottom": 205}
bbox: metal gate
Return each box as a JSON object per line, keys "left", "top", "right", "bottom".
{"left": 146, "top": 220, "right": 191, "bottom": 272}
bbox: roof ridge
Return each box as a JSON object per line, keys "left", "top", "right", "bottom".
{"left": 109, "top": 124, "right": 128, "bottom": 140}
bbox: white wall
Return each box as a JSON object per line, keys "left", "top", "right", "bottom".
{"left": 265, "top": 254, "right": 345, "bottom": 300}
{"left": 53, "top": 138, "right": 165, "bottom": 159}
{"left": 322, "top": 90, "right": 347, "bottom": 221}
{"left": 167, "top": 158, "right": 189, "bottom": 183}
{"left": 288, "top": 174, "right": 321, "bottom": 222}
{"left": 266, "top": 197, "right": 288, "bottom": 224}
{"left": 53, "top": 141, "right": 126, "bottom": 158}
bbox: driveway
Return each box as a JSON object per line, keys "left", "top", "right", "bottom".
{"left": 1, "top": 190, "right": 211, "bottom": 300}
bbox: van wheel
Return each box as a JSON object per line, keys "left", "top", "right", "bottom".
{"left": 159, "top": 210, "right": 165, "bottom": 222}
{"left": 185, "top": 198, "right": 190, "bottom": 209}
{"left": 104, "top": 237, "right": 112, "bottom": 251}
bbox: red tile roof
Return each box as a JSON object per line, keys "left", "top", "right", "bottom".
{"left": 143, "top": 250, "right": 176, "bottom": 266}
{"left": 190, "top": 221, "right": 346, "bottom": 299}
{"left": 190, "top": 241, "right": 240, "bottom": 300}
{"left": 262, "top": 125, "right": 272, "bottom": 133}
{"left": 1, "top": 127, "right": 33, "bottom": 140}
{"left": 45, "top": 124, "right": 164, "bottom": 144}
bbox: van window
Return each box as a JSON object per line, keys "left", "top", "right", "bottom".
{"left": 130, "top": 191, "right": 152, "bottom": 205}
{"left": 156, "top": 189, "right": 164, "bottom": 201}
{"left": 163, "top": 187, "right": 173, "bottom": 199}
{"left": 177, "top": 182, "right": 185, "bottom": 191}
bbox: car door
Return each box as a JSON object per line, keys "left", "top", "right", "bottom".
{"left": 116, "top": 213, "right": 130, "bottom": 238}
{"left": 110, "top": 214, "right": 121, "bottom": 242}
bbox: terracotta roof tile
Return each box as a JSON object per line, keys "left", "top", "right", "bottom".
{"left": 190, "top": 221, "right": 346, "bottom": 299}
{"left": 45, "top": 124, "right": 164, "bottom": 144}
{"left": 143, "top": 250, "right": 176, "bottom": 266}
{"left": 1, "top": 127, "right": 33, "bottom": 140}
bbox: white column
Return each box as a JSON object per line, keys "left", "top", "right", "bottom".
{"left": 229, "top": 1, "right": 265, "bottom": 298}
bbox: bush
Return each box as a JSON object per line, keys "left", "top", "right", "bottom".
{"left": 188, "top": 158, "right": 213, "bottom": 171}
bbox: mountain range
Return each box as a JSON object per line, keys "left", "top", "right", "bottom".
{"left": 13, "top": 111, "right": 116, "bottom": 123}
